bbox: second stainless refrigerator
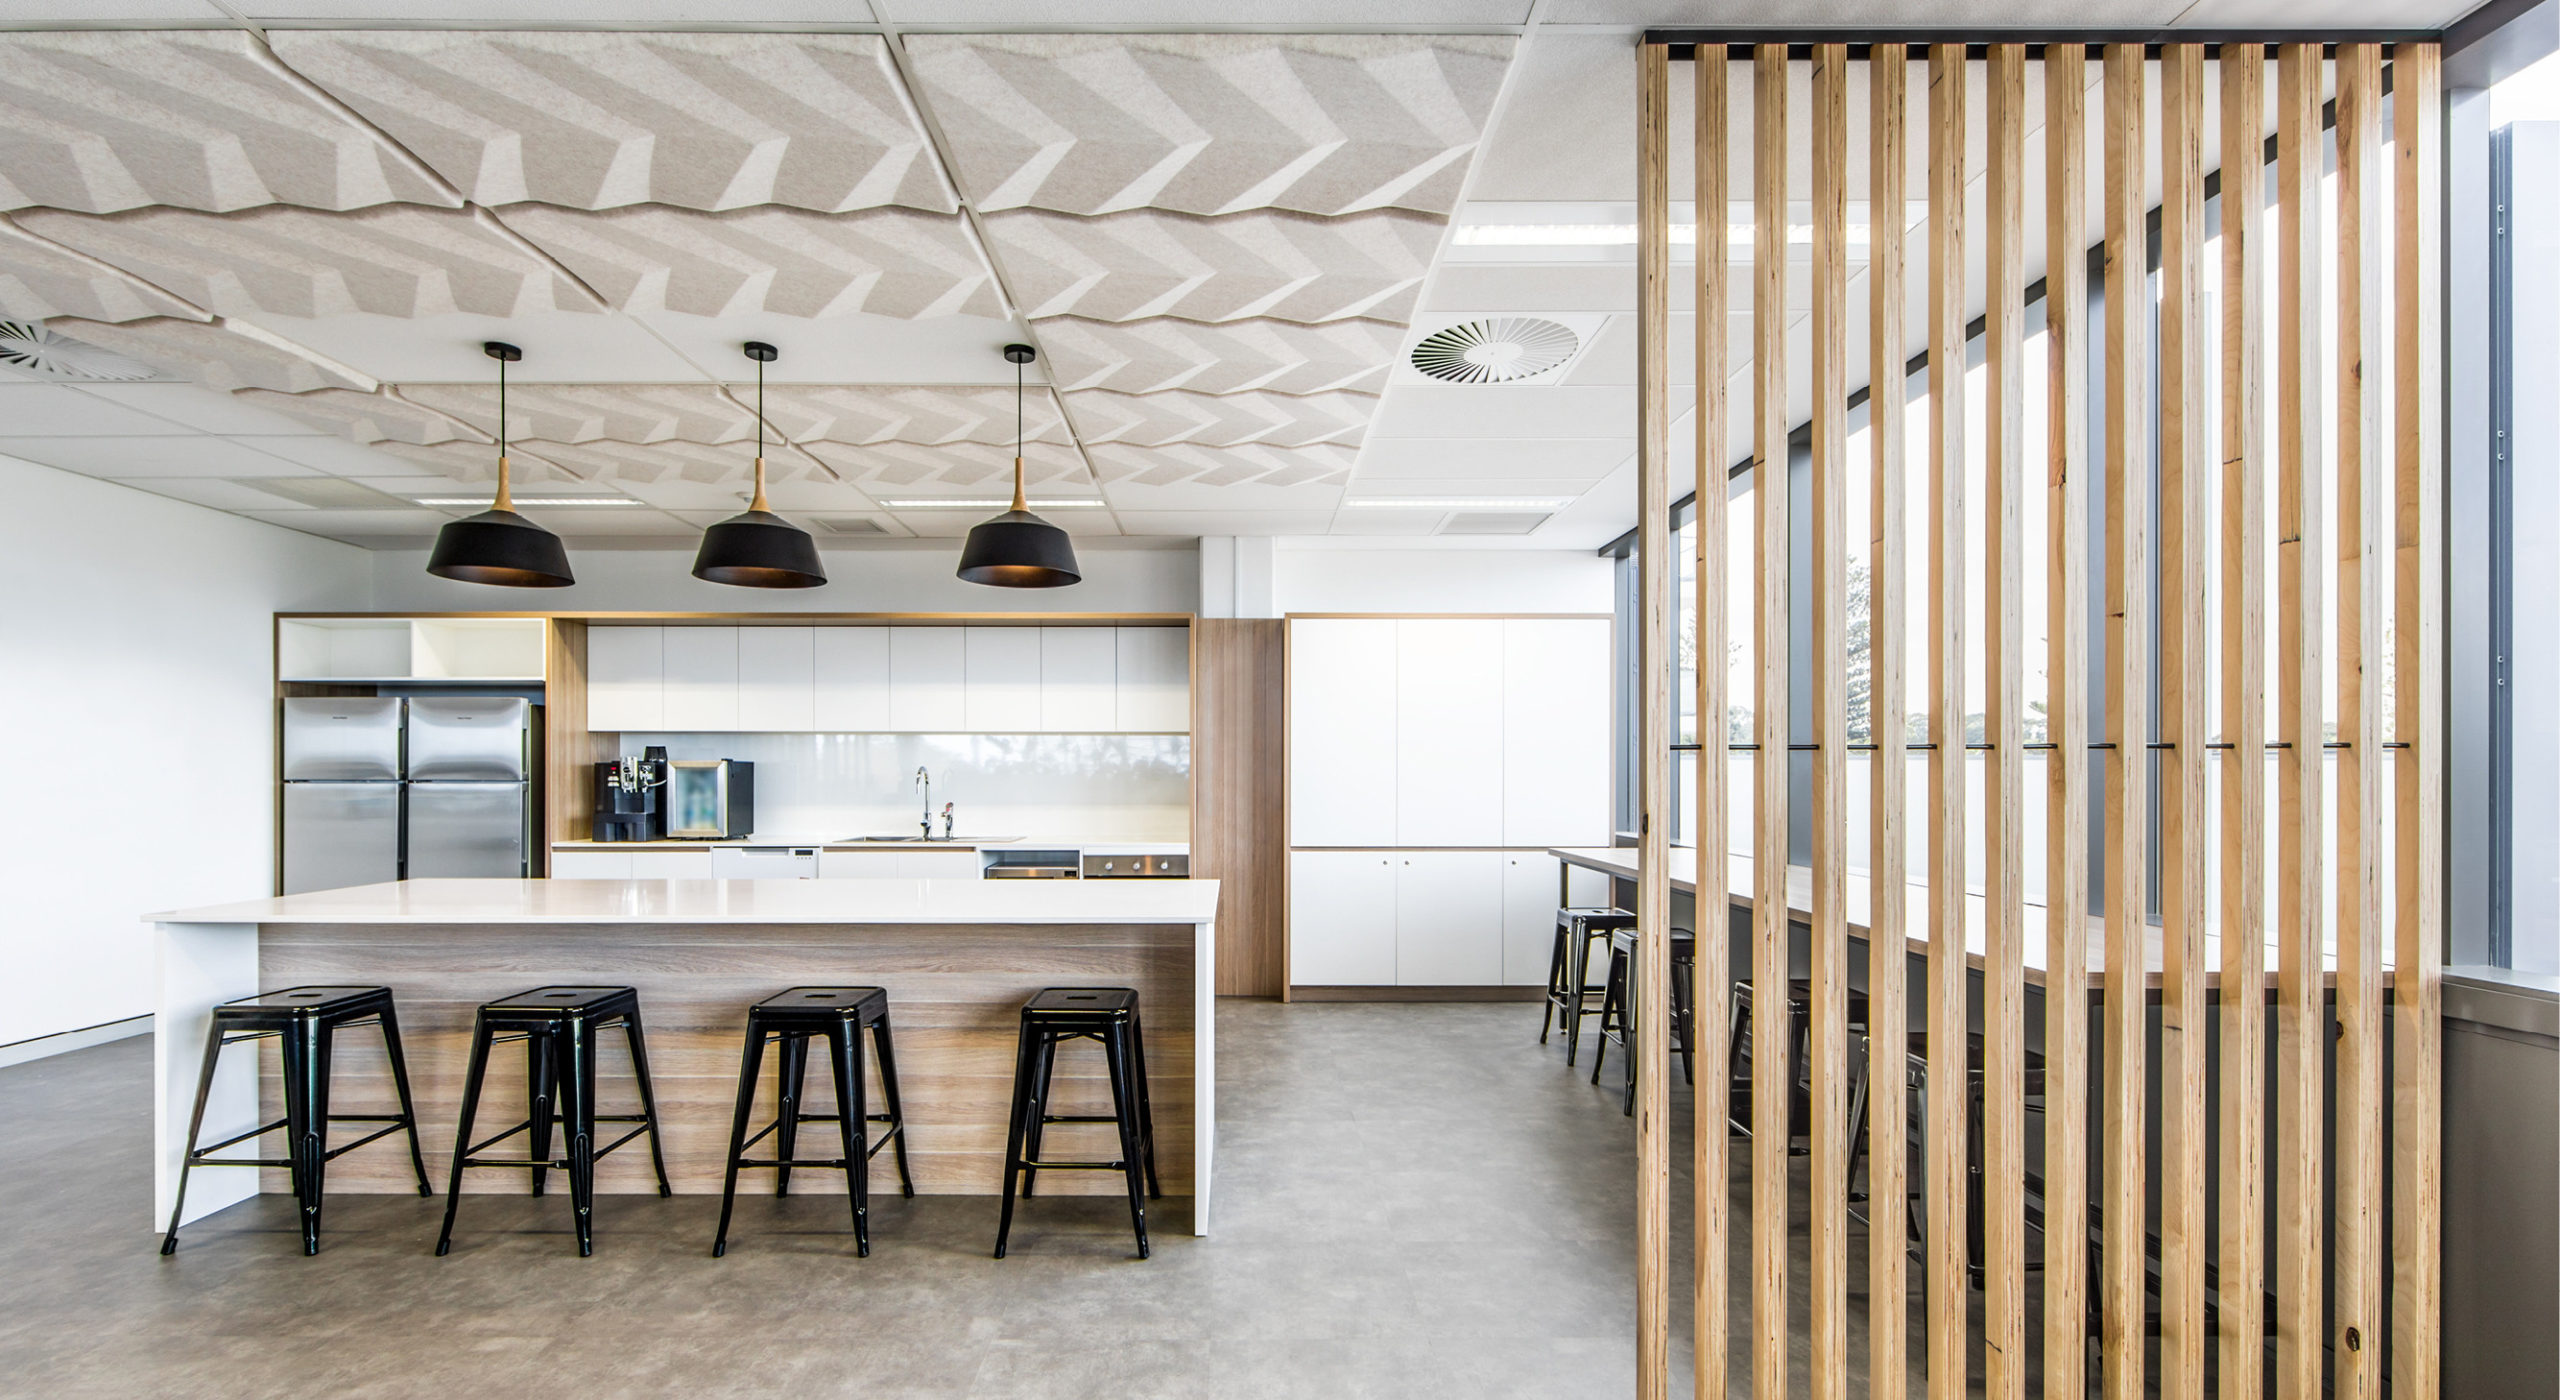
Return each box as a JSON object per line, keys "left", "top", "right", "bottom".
{"left": 280, "top": 696, "right": 538, "bottom": 894}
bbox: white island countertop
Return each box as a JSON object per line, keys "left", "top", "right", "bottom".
{"left": 152, "top": 877, "right": 1223, "bottom": 927}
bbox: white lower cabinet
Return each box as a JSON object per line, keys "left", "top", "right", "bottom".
{"left": 551, "top": 848, "right": 711, "bottom": 879}
{"left": 817, "top": 848, "right": 986, "bottom": 879}
{"left": 1497, "top": 853, "right": 1613, "bottom": 985}
{"left": 1291, "top": 848, "right": 1555, "bottom": 987}
{"left": 630, "top": 850, "right": 711, "bottom": 879}
{"left": 1287, "top": 850, "right": 1396, "bottom": 985}
{"left": 710, "top": 846, "right": 818, "bottom": 879}
{"left": 1392, "top": 850, "right": 1504, "bottom": 985}
{"left": 550, "top": 850, "right": 630, "bottom": 879}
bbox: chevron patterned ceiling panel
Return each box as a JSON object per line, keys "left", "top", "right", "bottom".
{"left": 397, "top": 381, "right": 749, "bottom": 446}
{"left": 49, "top": 315, "right": 370, "bottom": 393}
{"left": 985, "top": 208, "right": 1435, "bottom": 324}
{"left": 1072, "top": 386, "right": 1373, "bottom": 448}
{"left": 1036, "top": 315, "right": 1397, "bottom": 395}
{"left": 518, "top": 436, "right": 802, "bottom": 486}
{"left": 905, "top": 34, "right": 1512, "bottom": 217}
{"left": 1086, "top": 438, "right": 1354, "bottom": 489}
{"left": 17, "top": 205, "right": 596, "bottom": 320}
{"left": 235, "top": 385, "right": 487, "bottom": 445}
{"left": 0, "top": 31, "right": 458, "bottom": 214}
{"left": 372, "top": 437, "right": 574, "bottom": 483}
{"left": 498, "top": 203, "right": 997, "bottom": 320}
{"left": 267, "top": 31, "right": 953, "bottom": 214}
{"left": 757, "top": 383, "right": 1067, "bottom": 448}
{"left": 0, "top": 221, "right": 203, "bottom": 322}
{"left": 804, "top": 438, "right": 1089, "bottom": 491}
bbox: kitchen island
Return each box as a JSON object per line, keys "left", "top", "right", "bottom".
{"left": 149, "top": 877, "right": 1219, "bottom": 1234}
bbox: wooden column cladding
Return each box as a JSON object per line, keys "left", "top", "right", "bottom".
{"left": 1693, "top": 45, "right": 1733, "bottom": 1400}
{"left": 1806, "top": 41, "right": 1852, "bottom": 1400}
{"left": 2273, "top": 42, "right": 2329, "bottom": 1400}
{"left": 542, "top": 618, "right": 592, "bottom": 863}
{"left": 1749, "top": 41, "right": 1793, "bottom": 1400}
{"left": 1190, "top": 619, "right": 1285, "bottom": 997}
{"left": 1923, "top": 41, "right": 1968, "bottom": 1400}
{"left": 1633, "top": 38, "right": 1675, "bottom": 1400}
{"left": 1864, "top": 41, "right": 1911, "bottom": 1400}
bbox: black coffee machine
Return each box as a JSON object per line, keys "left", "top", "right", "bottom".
{"left": 592, "top": 745, "right": 669, "bottom": 842}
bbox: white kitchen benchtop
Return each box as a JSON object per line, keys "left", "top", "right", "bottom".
{"left": 150, "top": 877, "right": 1223, "bottom": 927}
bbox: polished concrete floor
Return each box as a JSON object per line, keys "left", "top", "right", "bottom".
{"left": 0, "top": 1000, "right": 1982, "bottom": 1398}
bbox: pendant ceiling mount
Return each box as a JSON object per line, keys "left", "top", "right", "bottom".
{"left": 957, "top": 342, "right": 1081, "bottom": 590}
{"left": 692, "top": 340, "right": 827, "bottom": 590}
{"left": 424, "top": 340, "right": 575, "bottom": 589}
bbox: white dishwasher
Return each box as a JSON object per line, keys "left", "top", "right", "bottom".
{"left": 709, "top": 845, "right": 818, "bottom": 879}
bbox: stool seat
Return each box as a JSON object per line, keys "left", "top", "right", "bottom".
{"left": 1542, "top": 907, "right": 1635, "bottom": 1061}
{"left": 215, "top": 985, "right": 394, "bottom": 1020}
{"left": 995, "top": 987, "right": 1161, "bottom": 1260}
{"left": 1024, "top": 987, "right": 1139, "bottom": 1019}
{"left": 753, "top": 985, "right": 890, "bottom": 1020}
{"left": 481, "top": 985, "right": 637, "bottom": 1018}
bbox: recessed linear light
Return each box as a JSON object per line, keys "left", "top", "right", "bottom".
{"left": 411, "top": 496, "right": 643, "bottom": 507}
{"left": 882, "top": 497, "right": 1106, "bottom": 510}
{"left": 1343, "top": 498, "right": 1571, "bottom": 511}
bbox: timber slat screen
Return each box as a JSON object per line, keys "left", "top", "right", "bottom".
{"left": 1629, "top": 39, "right": 2445, "bottom": 1400}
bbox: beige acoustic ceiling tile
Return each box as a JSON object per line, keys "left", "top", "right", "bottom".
{"left": 268, "top": 31, "right": 950, "bottom": 213}
{"left": 372, "top": 437, "right": 578, "bottom": 483}
{"left": 0, "top": 31, "right": 457, "bottom": 214}
{"left": 523, "top": 436, "right": 773, "bottom": 485}
{"left": 906, "top": 33, "right": 1511, "bottom": 217}
{"left": 234, "top": 385, "right": 490, "bottom": 445}
{"left": 760, "top": 383, "right": 1067, "bottom": 448}
{"left": 497, "top": 203, "right": 996, "bottom": 320}
{"left": 804, "top": 438, "right": 1088, "bottom": 492}
{"left": 1036, "top": 315, "right": 1396, "bottom": 396}
{"left": 1084, "top": 438, "right": 1353, "bottom": 489}
{"left": 16, "top": 205, "right": 596, "bottom": 320}
{"left": 47, "top": 316, "right": 371, "bottom": 394}
{"left": 1069, "top": 386, "right": 1374, "bottom": 449}
{"left": 0, "top": 219, "right": 203, "bottom": 322}
{"left": 982, "top": 208, "right": 1436, "bottom": 323}
{"left": 398, "top": 381, "right": 748, "bottom": 446}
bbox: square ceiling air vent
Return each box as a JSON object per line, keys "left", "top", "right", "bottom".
{"left": 1440, "top": 511, "right": 1551, "bottom": 536}
{"left": 238, "top": 477, "right": 418, "bottom": 510}
{"left": 813, "top": 515, "right": 889, "bottom": 536}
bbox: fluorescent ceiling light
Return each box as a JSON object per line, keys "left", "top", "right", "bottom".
{"left": 411, "top": 496, "right": 642, "bottom": 507}
{"left": 1342, "top": 498, "right": 1570, "bottom": 511}
{"left": 882, "top": 497, "right": 1107, "bottom": 509}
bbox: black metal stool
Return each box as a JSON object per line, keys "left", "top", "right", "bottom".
{"left": 161, "top": 985, "right": 431, "bottom": 1256}
{"left": 1590, "top": 927, "right": 1696, "bottom": 1115}
{"left": 1542, "top": 907, "right": 1636, "bottom": 1063}
{"left": 1728, "top": 977, "right": 1871, "bottom": 1146}
{"left": 994, "top": 987, "right": 1161, "bottom": 1260}
{"left": 712, "top": 986, "right": 915, "bottom": 1257}
{"left": 434, "top": 985, "right": 671, "bottom": 1258}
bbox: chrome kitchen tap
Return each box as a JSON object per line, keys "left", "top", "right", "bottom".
{"left": 916, "top": 766, "right": 932, "bottom": 838}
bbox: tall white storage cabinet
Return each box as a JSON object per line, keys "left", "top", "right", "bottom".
{"left": 1286, "top": 615, "right": 1612, "bottom": 989}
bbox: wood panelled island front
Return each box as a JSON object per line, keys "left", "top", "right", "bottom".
{"left": 150, "top": 878, "right": 1219, "bottom": 1235}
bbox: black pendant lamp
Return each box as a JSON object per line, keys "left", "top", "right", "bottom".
{"left": 425, "top": 341, "right": 575, "bottom": 588}
{"left": 692, "top": 341, "right": 826, "bottom": 589}
{"left": 958, "top": 343, "right": 1080, "bottom": 588}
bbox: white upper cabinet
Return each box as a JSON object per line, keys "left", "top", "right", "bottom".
{"left": 586, "top": 627, "right": 664, "bottom": 732}
{"left": 736, "top": 627, "right": 814, "bottom": 732}
{"left": 661, "top": 627, "right": 739, "bottom": 731}
{"left": 1288, "top": 618, "right": 1398, "bottom": 847}
{"left": 1114, "top": 627, "right": 1190, "bottom": 732}
{"left": 812, "top": 627, "right": 891, "bottom": 731}
{"left": 964, "top": 627, "right": 1043, "bottom": 732}
{"left": 1394, "top": 619, "right": 1504, "bottom": 847}
{"left": 1040, "top": 627, "right": 1118, "bottom": 732}
{"left": 888, "top": 627, "right": 965, "bottom": 731}
{"left": 1501, "top": 618, "right": 1613, "bottom": 846}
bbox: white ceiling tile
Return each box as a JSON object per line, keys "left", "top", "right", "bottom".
{"left": 233, "top": 308, "right": 706, "bottom": 386}
{"left": 1541, "top": 0, "right": 2181, "bottom": 19}
{"left": 804, "top": 438, "right": 1088, "bottom": 492}
{"left": 238, "top": 507, "right": 450, "bottom": 538}
{"left": 1101, "top": 477, "right": 1344, "bottom": 511}
{"left": 268, "top": 31, "right": 949, "bottom": 213}
{"left": 982, "top": 207, "right": 1437, "bottom": 323}
{"left": 1084, "top": 438, "right": 1352, "bottom": 489}
{"left": 1353, "top": 435, "right": 1629, "bottom": 479}
{"left": 114, "top": 475, "right": 315, "bottom": 512}
{"left": 1070, "top": 386, "right": 1374, "bottom": 448}
{"left": 1367, "top": 383, "right": 1636, "bottom": 439}
{"left": 761, "top": 382, "right": 1067, "bottom": 448}
{"left": 497, "top": 204, "right": 998, "bottom": 320}
{"left": 234, "top": 385, "right": 486, "bottom": 445}
{"left": 371, "top": 438, "right": 580, "bottom": 484}
{"left": 0, "top": 381, "right": 208, "bottom": 434}
{"left": 239, "top": 433, "right": 452, "bottom": 476}
{"left": 1037, "top": 315, "right": 1397, "bottom": 395}
{"left": 17, "top": 205, "right": 598, "bottom": 320}
{"left": 0, "top": 219, "right": 205, "bottom": 323}
{"left": 47, "top": 315, "right": 372, "bottom": 393}
{"left": 872, "top": 0, "right": 1528, "bottom": 22}
{"left": 509, "top": 504, "right": 695, "bottom": 537}
{"left": 239, "top": 1, "right": 872, "bottom": 17}
{"left": 907, "top": 33, "right": 1512, "bottom": 217}
{"left": 1349, "top": 476, "right": 1602, "bottom": 499}
{"left": 73, "top": 380, "right": 330, "bottom": 434}
{"left": 399, "top": 381, "right": 747, "bottom": 446}
{"left": 0, "top": 30, "right": 458, "bottom": 214}
{"left": 633, "top": 309, "right": 1029, "bottom": 388}
{"left": 1423, "top": 263, "right": 1640, "bottom": 314}
{"left": 1112, "top": 510, "right": 1338, "bottom": 536}
{"left": 507, "top": 436, "right": 753, "bottom": 485}
{"left": 0, "top": 433, "right": 322, "bottom": 478}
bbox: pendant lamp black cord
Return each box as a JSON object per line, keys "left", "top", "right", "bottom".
{"left": 497, "top": 355, "right": 506, "bottom": 459}
{"left": 757, "top": 355, "right": 765, "bottom": 458}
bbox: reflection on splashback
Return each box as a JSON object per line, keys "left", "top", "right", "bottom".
{"left": 607, "top": 732, "right": 1191, "bottom": 843}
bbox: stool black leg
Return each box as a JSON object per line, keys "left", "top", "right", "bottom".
{"left": 1102, "top": 1022, "right": 1151, "bottom": 1259}
{"left": 992, "top": 1023, "right": 1040, "bottom": 1260}
{"left": 377, "top": 1006, "right": 433, "bottom": 1197}
{"left": 829, "top": 1021, "right": 870, "bottom": 1257}
{"left": 1540, "top": 919, "right": 1570, "bottom": 1044}
{"left": 289, "top": 1016, "right": 335, "bottom": 1255}
{"left": 1673, "top": 958, "right": 1695, "bottom": 1086}
{"left": 1564, "top": 923, "right": 1590, "bottom": 1066}
{"left": 1021, "top": 1032, "right": 1061, "bottom": 1200}
{"left": 1591, "top": 944, "right": 1624, "bottom": 1088}
{"left": 160, "top": 1018, "right": 230, "bottom": 1256}
{"left": 525, "top": 1024, "right": 557, "bottom": 1199}
{"left": 562, "top": 1017, "right": 598, "bottom": 1258}
{"left": 870, "top": 1013, "right": 915, "bottom": 1198}
{"left": 621, "top": 1009, "right": 674, "bottom": 1199}
{"left": 1127, "top": 1013, "right": 1161, "bottom": 1200}
{"left": 712, "top": 1022, "right": 768, "bottom": 1259}
{"left": 773, "top": 1030, "right": 808, "bottom": 1199}
{"left": 436, "top": 1012, "right": 495, "bottom": 1256}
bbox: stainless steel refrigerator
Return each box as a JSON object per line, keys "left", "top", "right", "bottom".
{"left": 281, "top": 697, "right": 536, "bottom": 894}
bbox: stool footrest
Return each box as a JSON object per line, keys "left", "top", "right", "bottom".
{"left": 731, "top": 1125, "right": 903, "bottom": 1169}
{"left": 1018, "top": 1158, "right": 1133, "bottom": 1172}
{"left": 1035, "top": 1113, "right": 1126, "bottom": 1125}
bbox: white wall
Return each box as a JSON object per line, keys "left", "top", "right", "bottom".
{"left": 372, "top": 541, "right": 1200, "bottom": 616}
{"left": 0, "top": 457, "right": 371, "bottom": 1046}
{"left": 1271, "top": 544, "right": 1614, "bottom": 615}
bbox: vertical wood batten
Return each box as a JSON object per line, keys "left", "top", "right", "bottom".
{"left": 1693, "top": 48, "right": 1733, "bottom": 1400}
{"left": 1807, "top": 43, "right": 1852, "bottom": 1400}
{"left": 2099, "top": 43, "right": 2152, "bottom": 1400}
{"left": 2219, "top": 42, "right": 2271, "bottom": 1400}
{"left": 1750, "top": 42, "right": 1794, "bottom": 1400}
{"left": 1981, "top": 42, "right": 2029, "bottom": 1400}
{"left": 1865, "top": 43, "right": 1912, "bottom": 1400}
{"left": 2042, "top": 41, "right": 2093, "bottom": 1400}
{"left": 2273, "top": 42, "right": 2330, "bottom": 1400}
{"left": 2332, "top": 42, "right": 2387, "bottom": 1400}
{"left": 1634, "top": 39, "right": 1675, "bottom": 1400}
{"left": 2156, "top": 42, "right": 2212, "bottom": 1400}
{"left": 2391, "top": 42, "right": 2445, "bottom": 1400}
{"left": 1923, "top": 43, "right": 1969, "bottom": 1400}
